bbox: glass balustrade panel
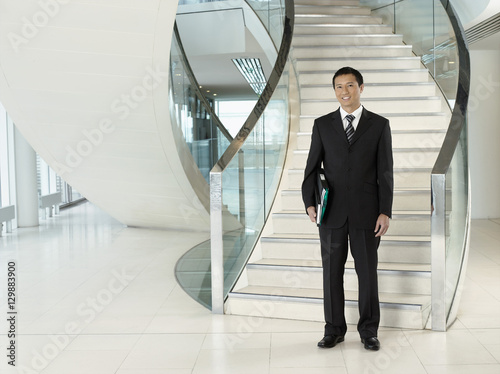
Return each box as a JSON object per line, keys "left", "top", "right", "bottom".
{"left": 444, "top": 121, "right": 468, "bottom": 319}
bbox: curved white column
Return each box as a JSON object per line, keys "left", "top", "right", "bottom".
{"left": 0, "top": 0, "right": 211, "bottom": 230}
{"left": 14, "top": 126, "right": 39, "bottom": 227}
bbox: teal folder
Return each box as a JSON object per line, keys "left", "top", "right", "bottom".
{"left": 315, "top": 169, "right": 329, "bottom": 227}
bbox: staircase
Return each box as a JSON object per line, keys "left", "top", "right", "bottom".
{"left": 225, "top": 0, "right": 450, "bottom": 329}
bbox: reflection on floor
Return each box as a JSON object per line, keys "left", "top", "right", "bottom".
{"left": 0, "top": 202, "right": 499, "bottom": 374}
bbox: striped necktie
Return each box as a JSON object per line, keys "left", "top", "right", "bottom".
{"left": 345, "top": 114, "right": 355, "bottom": 144}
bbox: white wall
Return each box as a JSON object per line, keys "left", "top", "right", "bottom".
{"left": 450, "top": 0, "right": 489, "bottom": 26}
{"left": 468, "top": 47, "right": 500, "bottom": 219}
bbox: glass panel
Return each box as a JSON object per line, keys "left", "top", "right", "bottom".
{"left": 444, "top": 121, "right": 468, "bottom": 317}
{"left": 432, "top": 1, "right": 459, "bottom": 102}
{"left": 218, "top": 63, "right": 290, "bottom": 306}
{"left": 246, "top": 0, "right": 285, "bottom": 47}
{"left": 358, "top": 0, "right": 470, "bottom": 330}
{"left": 176, "top": 43, "right": 291, "bottom": 311}
{"left": 394, "top": 0, "right": 434, "bottom": 59}
{"left": 366, "top": 0, "right": 460, "bottom": 105}
{"left": 217, "top": 101, "right": 258, "bottom": 138}
{"left": 362, "top": 0, "right": 396, "bottom": 30}
{"left": 176, "top": 0, "right": 292, "bottom": 310}
{"left": 263, "top": 68, "right": 289, "bottom": 212}
{"left": 169, "top": 29, "right": 231, "bottom": 182}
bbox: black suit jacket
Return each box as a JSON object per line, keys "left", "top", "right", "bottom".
{"left": 302, "top": 108, "right": 394, "bottom": 229}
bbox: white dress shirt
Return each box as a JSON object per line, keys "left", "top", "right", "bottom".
{"left": 340, "top": 105, "right": 364, "bottom": 131}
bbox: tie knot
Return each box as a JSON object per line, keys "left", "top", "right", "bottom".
{"left": 345, "top": 114, "right": 355, "bottom": 124}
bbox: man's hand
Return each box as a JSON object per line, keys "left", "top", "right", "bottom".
{"left": 307, "top": 206, "right": 317, "bottom": 223}
{"left": 374, "top": 214, "right": 390, "bottom": 237}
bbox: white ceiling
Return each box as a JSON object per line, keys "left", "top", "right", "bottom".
{"left": 176, "top": 2, "right": 276, "bottom": 100}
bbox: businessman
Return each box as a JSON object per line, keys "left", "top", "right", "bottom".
{"left": 301, "top": 67, "right": 393, "bottom": 351}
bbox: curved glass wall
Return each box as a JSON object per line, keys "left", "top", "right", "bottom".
{"left": 174, "top": 0, "right": 293, "bottom": 310}
{"left": 169, "top": 25, "right": 232, "bottom": 183}
{"left": 362, "top": 0, "right": 471, "bottom": 330}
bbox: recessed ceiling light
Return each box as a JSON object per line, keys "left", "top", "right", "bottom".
{"left": 232, "top": 58, "right": 266, "bottom": 95}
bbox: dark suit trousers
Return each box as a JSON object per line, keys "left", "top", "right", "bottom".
{"left": 319, "top": 220, "right": 381, "bottom": 339}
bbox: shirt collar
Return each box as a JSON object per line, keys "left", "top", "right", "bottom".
{"left": 340, "top": 105, "right": 363, "bottom": 121}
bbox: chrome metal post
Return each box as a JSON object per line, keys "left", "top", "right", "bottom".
{"left": 210, "top": 168, "right": 224, "bottom": 314}
{"left": 238, "top": 150, "right": 245, "bottom": 226}
{"left": 431, "top": 173, "right": 447, "bottom": 331}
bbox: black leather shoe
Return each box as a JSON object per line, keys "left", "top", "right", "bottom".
{"left": 361, "top": 337, "right": 380, "bottom": 351}
{"left": 317, "top": 335, "right": 344, "bottom": 348}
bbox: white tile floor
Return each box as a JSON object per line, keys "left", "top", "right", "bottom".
{"left": 0, "top": 202, "right": 499, "bottom": 373}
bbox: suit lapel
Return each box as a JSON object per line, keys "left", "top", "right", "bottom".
{"left": 330, "top": 109, "right": 348, "bottom": 143}
{"left": 350, "top": 108, "right": 371, "bottom": 145}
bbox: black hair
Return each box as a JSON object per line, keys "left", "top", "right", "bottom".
{"left": 332, "top": 66, "right": 364, "bottom": 87}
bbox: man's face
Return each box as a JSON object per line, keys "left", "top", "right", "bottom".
{"left": 333, "top": 73, "right": 364, "bottom": 113}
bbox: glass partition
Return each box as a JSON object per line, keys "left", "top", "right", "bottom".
{"left": 363, "top": 0, "right": 471, "bottom": 330}
{"left": 174, "top": 0, "right": 293, "bottom": 310}
{"left": 210, "top": 63, "right": 291, "bottom": 312}
{"left": 444, "top": 123, "right": 468, "bottom": 315}
{"left": 169, "top": 24, "right": 232, "bottom": 182}
{"left": 246, "top": 0, "right": 286, "bottom": 47}
{"left": 363, "top": 0, "right": 459, "bottom": 102}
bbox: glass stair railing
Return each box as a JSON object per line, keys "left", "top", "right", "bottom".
{"left": 169, "top": 23, "right": 233, "bottom": 184}
{"left": 362, "top": 0, "right": 471, "bottom": 331}
{"left": 173, "top": 0, "right": 294, "bottom": 310}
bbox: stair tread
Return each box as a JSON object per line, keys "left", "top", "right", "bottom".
{"left": 262, "top": 233, "right": 430, "bottom": 242}
{"left": 282, "top": 187, "right": 431, "bottom": 193}
{"left": 301, "top": 83, "right": 434, "bottom": 88}
{"left": 293, "top": 34, "right": 401, "bottom": 38}
{"left": 300, "top": 67, "right": 428, "bottom": 71}
{"left": 231, "top": 286, "right": 431, "bottom": 308}
{"left": 289, "top": 167, "right": 433, "bottom": 172}
{"left": 301, "top": 96, "right": 440, "bottom": 101}
{"left": 294, "top": 147, "right": 441, "bottom": 152}
{"left": 296, "top": 56, "right": 418, "bottom": 60}
{"left": 273, "top": 210, "right": 431, "bottom": 216}
{"left": 250, "top": 259, "right": 431, "bottom": 272}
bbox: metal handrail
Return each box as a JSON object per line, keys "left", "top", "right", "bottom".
{"left": 210, "top": 0, "right": 294, "bottom": 314}
{"left": 211, "top": 2, "right": 294, "bottom": 173}
{"left": 430, "top": 0, "right": 471, "bottom": 331}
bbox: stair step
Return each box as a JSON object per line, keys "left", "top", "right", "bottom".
{"left": 261, "top": 235, "right": 431, "bottom": 264}
{"left": 245, "top": 261, "right": 430, "bottom": 295}
{"left": 300, "top": 82, "right": 436, "bottom": 99}
{"left": 294, "top": 0, "right": 360, "bottom": 6}
{"left": 272, "top": 211, "right": 431, "bottom": 236}
{"left": 281, "top": 188, "right": 431, "bottom": 211}
{"left": 295, "top": 24, "right": 393, "bottom": 35}
{"left": 299, "top": 69, "right": 430, "bottom": 85}
{"left": 301, "top": 97, "right": 442, "bottom": 115}
{"left": 297, "top": 129, "right": 446, "bottom": 149}
{"left": 299, "top": 112, "right": 448, "bottom": 132}
{"left": 226, "top": 287, "right": 430, "bottom": 329}
{"left": 293, "top": 34, "right": 403, "bottom": 47}
{"left": 292, "top": 148, "right": 439, "bottom": 170}
{"left": 296, "top": 57, "right": 422, "bottom": 71}
{"left": 287, "top": 167, "right": 433, "bottom": 189}
{"left": 223, "top": 1, "right": 450, "bottom": 330}
{"left": 295, "top": 14, "right": 383, "bottom": 25}
{"left": 293, "top": 45, "right": 413, "bottom": 59}
{"left": 295, "top": 5, "right": 372, "bottom": 16}
{"left": 252, "top": 259, "right": 430, "bottom": 272}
